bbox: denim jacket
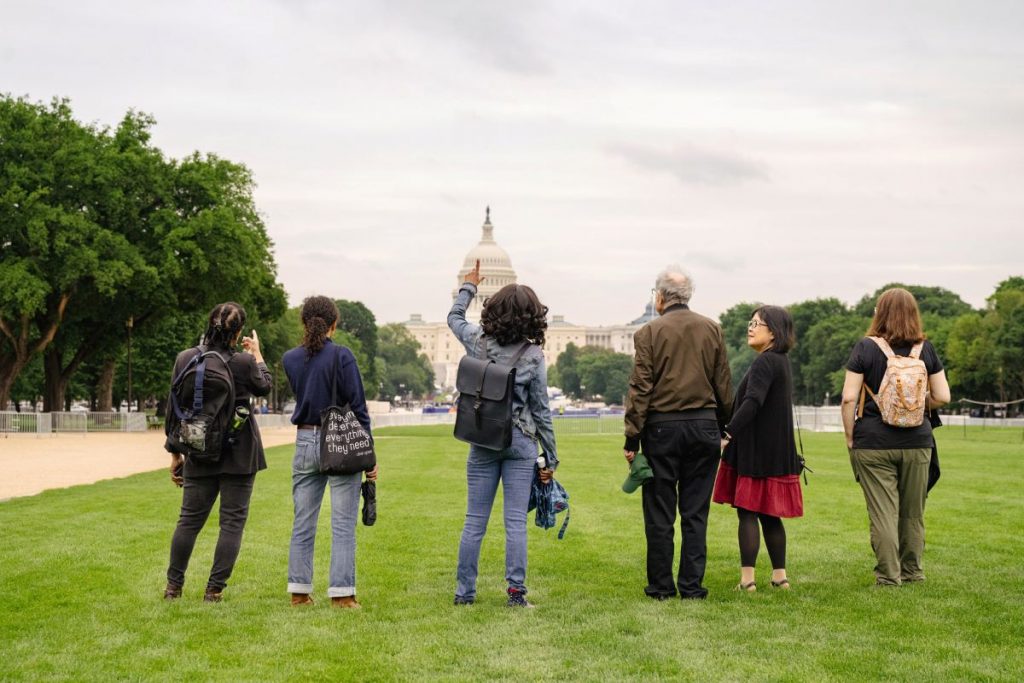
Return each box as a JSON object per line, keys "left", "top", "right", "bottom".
{"left": 448, "top": 283, "right": 558, "bottom": 467}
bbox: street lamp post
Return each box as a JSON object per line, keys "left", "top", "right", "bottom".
{"left": 126, "top": 316, "right": 134, "bottom": 413}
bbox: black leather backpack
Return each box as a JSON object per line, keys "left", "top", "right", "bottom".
{"left": 454, "top": 338, "right": 530, "bottom": 450}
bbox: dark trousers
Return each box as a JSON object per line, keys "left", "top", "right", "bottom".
{"left": 167, "top": 473, "right": 256, "bottom": 592}
{"left": 641, "top": 418, "right": 721, "bottom": 598}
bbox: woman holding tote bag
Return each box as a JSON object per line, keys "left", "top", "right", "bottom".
{"left": 448, "top": 260, "right": 558, "bottom": 608}
{"left": 282, "top": 296, "right": 377, "bottom": 608}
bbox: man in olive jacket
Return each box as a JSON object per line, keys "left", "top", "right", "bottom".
{"left": 624, "top": 265, "right": 732, "bottom": 600}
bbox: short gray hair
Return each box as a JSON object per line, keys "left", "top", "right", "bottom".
{"left": 655, "top": 265, "right": 694, "bottom": 305}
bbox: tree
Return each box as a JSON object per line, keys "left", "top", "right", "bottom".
{"left": 786, "top": 298, "right": 850, "bottom": 403}
{"left": 945, "top": 313, "right": 1001, "bottom": 401}
{"left": 552, "top": 342, "right": 581, "bottom": 397}
{"left": 801, "top": 315, "right": 868, "bottom": 401}
{"left": 853, "top": 283, "right": 973, "bottom": 318}
{"left": 0, "top": 95, "right": 286, "bottom": 409}
{"left": 576, "top": 348, "right": 633, "bottom": 404}
{"left": 377, "top": 323, "right": 434, "bottom": 399}
{"left": 336, "top": 300, "right": 378, "bottom": 391}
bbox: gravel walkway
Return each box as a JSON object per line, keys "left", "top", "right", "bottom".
{"left": 0, "top": 428, "right": 298, "bottom": 501}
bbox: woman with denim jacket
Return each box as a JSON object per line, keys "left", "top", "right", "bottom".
{"left": 449, "top": 260, "right": 558, "bottom": 608}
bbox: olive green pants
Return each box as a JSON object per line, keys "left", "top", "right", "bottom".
{"left": 849, "top": 448, "right": 930, "bottom": 585}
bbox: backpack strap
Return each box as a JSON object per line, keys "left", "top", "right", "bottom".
{"left": 868, "top": 336, "right": 895, "bottom": 359}
{"left": 909, "top": 341, "right": 925, "bottom": 359}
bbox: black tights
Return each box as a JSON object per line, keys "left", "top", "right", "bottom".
{"left": 737, "top": 508, "right": 786, "bottom": 569}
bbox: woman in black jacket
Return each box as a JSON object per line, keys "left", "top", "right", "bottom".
{"left": 713, "top": 305, "right": 803, "bottom": 592}
{"left": 164, "top": 302, "right": 272, "bottom": 602}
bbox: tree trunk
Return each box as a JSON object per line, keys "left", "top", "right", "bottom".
{"left": 43, "top": 349, "right": 66, "bottom": 413}
{"left": 96, "top": 359, "right": 116, "bottom": 412}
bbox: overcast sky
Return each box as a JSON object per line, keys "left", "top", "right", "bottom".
{"left": 3, "top": 1, "right": 1022, "bottom": 325}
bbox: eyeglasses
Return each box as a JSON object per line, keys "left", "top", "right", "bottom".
{"left": 747, "top": 320, "right": 769, "bottom": 330}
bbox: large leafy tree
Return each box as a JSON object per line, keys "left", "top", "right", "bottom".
{"left": 0, "top": 95, "right": 286, "bottom": 409}
{"left": 336, "top": 299, "right": 378, "bottom": 391}
{"left": 576, "top": 347, "right": 633, "bottom": 405}
{"left": 552, "top": 342, "right": 582, "bottom": 397}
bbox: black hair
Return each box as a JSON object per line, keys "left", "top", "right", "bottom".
{"left": 203, "top": 302, "right": 247, "bottom": 351}
{"left": 752, "top": 305, "right": 795, "bottom": 354}
{"left": 301, "top": 295, "right": 339, "bottom": 358}
{"left": 481, "top": 284, "right": 549, "bottom": 346}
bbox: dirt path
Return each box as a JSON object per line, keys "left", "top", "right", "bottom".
{"left": 0, "top": 428, "right": 298, "bottom": 501}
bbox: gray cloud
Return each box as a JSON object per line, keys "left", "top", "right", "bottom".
{"left": 608, "top": 142, "right": 770, "bottom": 186}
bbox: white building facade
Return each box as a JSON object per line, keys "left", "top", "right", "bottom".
{"left": 402, "top": 210, "right": 656, "bottom": 390}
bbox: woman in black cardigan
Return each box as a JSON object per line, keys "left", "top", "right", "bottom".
{"left": 713, "top": 305, "right": 803, "bottom": 592}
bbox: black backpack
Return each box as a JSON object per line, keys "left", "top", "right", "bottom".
{"left": 454, "top": 337, "right": 530, "bottom": 450}
{"left": 165, "top": 347, "right": 236, "bottom": 463}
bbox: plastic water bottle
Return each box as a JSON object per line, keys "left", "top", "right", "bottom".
{"left": 536, "top": 455, "right": 547, "bottom": 469}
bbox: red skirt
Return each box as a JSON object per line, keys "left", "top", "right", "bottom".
{"left": 713, "top": 460, "right": 803, "bottom": 518}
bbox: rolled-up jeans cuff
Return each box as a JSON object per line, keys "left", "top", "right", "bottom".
{"left": 287, "top": 582, "right": 313, "bottom": 594}
{"left": 327, "top": 586, "right": 356, "bottom": 598}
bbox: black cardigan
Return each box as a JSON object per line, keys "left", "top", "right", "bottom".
{"left": 722, "top": 351, "right": 800, "bottom": 478}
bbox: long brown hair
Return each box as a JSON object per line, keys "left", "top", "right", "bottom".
{"left": 866, "top": 287, "right": 925, "bottom": 345}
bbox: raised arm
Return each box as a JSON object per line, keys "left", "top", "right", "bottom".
{"left": 447, "top": 260, "right": 486, "bottom": 352}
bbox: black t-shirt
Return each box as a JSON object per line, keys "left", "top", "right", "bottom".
{"left": 846, "top": 337, "right": 944, "bottom": 449}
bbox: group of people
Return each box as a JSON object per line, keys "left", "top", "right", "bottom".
{"left": 162, "top": 263, "right": 950, "bottom": 607}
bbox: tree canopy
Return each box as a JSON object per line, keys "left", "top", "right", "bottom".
{"left": 0, "top": 95, "right": 285, "bottom": 409}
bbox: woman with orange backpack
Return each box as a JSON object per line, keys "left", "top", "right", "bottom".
{"left": 840, "top": 288, "right": 950, "bottom": 586}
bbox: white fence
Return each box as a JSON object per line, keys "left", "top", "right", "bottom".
{"left": 0, "top": 411, "right": 147, "bottom": 435}
{"left": 5, "top": 407, "right": 1018, "bottom": 438}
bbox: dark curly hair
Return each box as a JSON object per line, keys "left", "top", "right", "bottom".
{"left": 481, "top": 284, "right": 548, "bottom": 346}
{"left": 301, "top": 295, "right": 339, "bottom": 358}
{"left": 203, "top": 302, "right": 246, "bottom": 351}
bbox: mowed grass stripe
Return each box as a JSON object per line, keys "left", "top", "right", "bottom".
{"left": 0, "top": 427, "right": 1021, "bottom": 681}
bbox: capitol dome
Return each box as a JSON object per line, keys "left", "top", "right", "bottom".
{"left": 453, "top": 208, "right": 518, "bottom": 321}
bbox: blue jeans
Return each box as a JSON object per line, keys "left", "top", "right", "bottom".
{"left": 287, "top": 429, "right": 362, "bottom": 598}
{"left": 456, "top": 428, "right": 537, "bottom": 601}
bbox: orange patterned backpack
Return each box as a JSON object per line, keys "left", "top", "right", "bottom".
{"left": 857, "top": 337, "right": 928, "bottom": 428}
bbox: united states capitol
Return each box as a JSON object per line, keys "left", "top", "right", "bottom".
{"left": 402, "top": 209, "right": 656, "bottom": 389}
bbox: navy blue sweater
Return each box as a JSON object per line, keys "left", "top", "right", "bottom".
{"left": 282, "top": 340, "right": 371, "bottom": 433}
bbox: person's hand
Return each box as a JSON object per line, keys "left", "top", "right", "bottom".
{"left": 241, "top": 329, "right": 264, "bottom": 362}
{"left": 365, "top": 464, "right": 379, "bottom": 482}
{"left": 538, "top": 467, "right": 553, "bottom": 484}
{"left": 624, "top": 450, "right": 636, "bottom": 464}
{"left": 846, "top": 437, "right": 854, "bottom": 450}
{"left": 170, "top": 454, "right": 184, "bottom": 487}
{"left": 464, "top": 259, "right": 485, "bottom": 287}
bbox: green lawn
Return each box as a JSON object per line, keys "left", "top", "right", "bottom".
{"left": 1, "top": 426, "right": 1022, "bottom": 681}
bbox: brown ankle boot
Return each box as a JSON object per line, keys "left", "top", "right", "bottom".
{"left": 331, "top": 596, "right": 361, "bottom": 609}
{"left": 164, "top": 583, "right": 182, "bottom": 600}
{"left": 291, "top": 593, "right": 314, "bottom": 606}
{"left": 204, "top": 589, "right": 223, "bottom": 603}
